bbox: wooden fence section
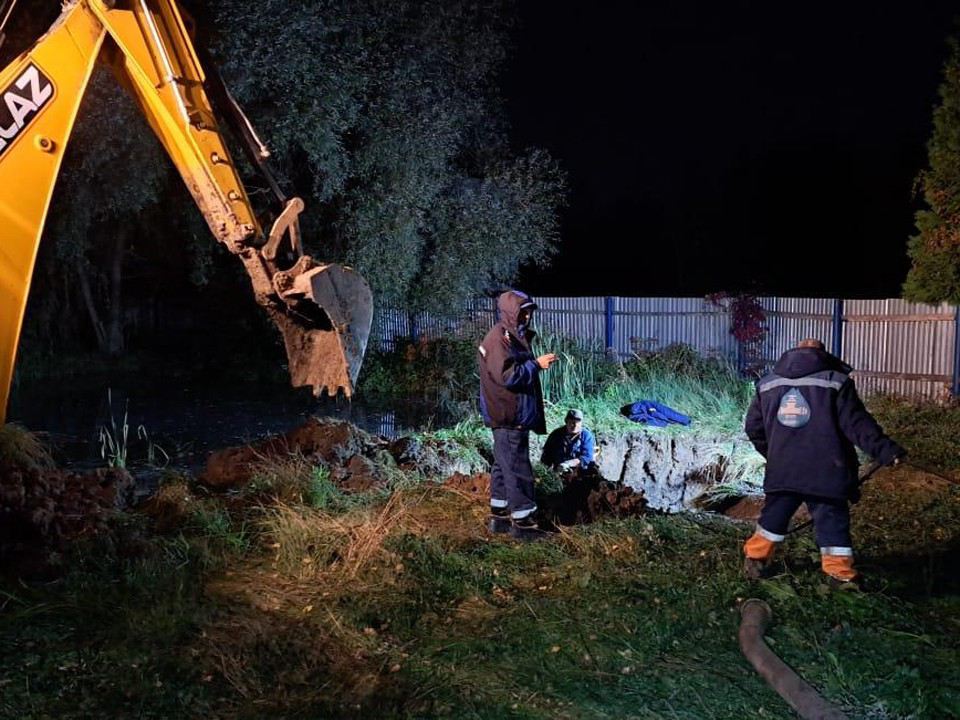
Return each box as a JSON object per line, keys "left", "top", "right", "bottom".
{"left": 370, "top": 296, "right": 960, "bottom": 401}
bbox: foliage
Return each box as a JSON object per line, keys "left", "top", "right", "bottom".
{"left": 360, "top": 335, "right": 480, "bottom": 402}
{"left": 10, "top": 0, "right": 566, "bottom": 374}
{"left": 904, "top": 35, "right": 960, "bottom": 303}
{"left": 0, "top": 423, "right": 54, "bottom": 470}
{"left": 244, "top": 451, "right": 381, "bottom": 513}
{"left": 536, "top": 332, "right": 619, "bottom": 405}
{"left": 706, "top": 292, "right": 768, "bottom": 373}
{"left": 137, "top": 425, "right": 171, "bottom": 468}
{"left": 2, "top": 476, "right": 960, "bottom": 717}
{"left": 207, "top": 0, "right": 566, "bottom": 311}
{"left": 867, "top": 394, "right": 960, "bottom": 471}
{"left": 98, "top": 390, "right": 130, "bottom": 469}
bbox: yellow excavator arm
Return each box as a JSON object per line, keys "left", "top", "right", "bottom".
{"left": 0, "top": 0, "right": 373, "bottom": 421}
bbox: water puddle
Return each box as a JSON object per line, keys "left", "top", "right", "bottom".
{"left": 7, "top": 377, "right": 460, "bottom": 474}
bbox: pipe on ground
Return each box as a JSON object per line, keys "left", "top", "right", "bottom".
{"left": 739, "top": 599, "right": 849, "bottom": 720}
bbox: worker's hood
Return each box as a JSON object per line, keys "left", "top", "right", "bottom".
{"left": 772, "top": 347, "right": 851, "bottom": 378}
{"left": 497, "top": 290, "right": 538, "bottom": 339}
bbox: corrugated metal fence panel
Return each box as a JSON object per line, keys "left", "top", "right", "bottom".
{"left": 370, "top": 301, "right": 495, "bottom": 351}
{"left": 844, "top": 299, "right": 955, "bottom": 401}
{"left": 756, "top": 297, "right": 834, "bottom": 371}
{"left": 534, "top": 296, "right": 606, "bottom": 347}
{"left": 369, "top": 296, "right": 958, "bottom": 400}
{"left": 614, "top": 297, "right": 736, "bottom": 360}
{"left": 370, "top": 306, "right": 410, "bottom": 351}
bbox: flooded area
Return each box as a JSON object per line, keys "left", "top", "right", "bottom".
{"left": 6, "top": 377, "right": 462, "bottom": 478}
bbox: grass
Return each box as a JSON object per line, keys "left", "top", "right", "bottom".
{"left": 98, "top": 389, "right": 131, "bottom": 469}
{"left": 2, "top": 470, "right": 959, "bottom": 718}
{"left": 3, "top": 347, "right": 960, "bottom": 717}
{"left": 406, "top": 338, "right": 960, "bottom": 499}
{"left": 867, "top": 394, "right": 960, "bottom": 471}
{"left": 412, "top": 339, "right": 766, "bottom": 494}
{"left": 0, "top": 422, "right": 54, "bottom": 469}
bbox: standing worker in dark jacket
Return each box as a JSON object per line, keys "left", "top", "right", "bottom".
{"left": 479, "top": 290, "right": 557, "bottom": 533}
{"left": 743, "top": 339, "right": 904, "bottom": 588}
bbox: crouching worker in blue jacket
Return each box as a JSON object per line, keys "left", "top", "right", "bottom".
{"left": 743, "top": 339, "right": 904, "bottom": 589}
{"left": 478, "top": 290, "right": 557, "bottom": 535}
{"left": 541, "top": 408, "right": 596, "bottom": 476}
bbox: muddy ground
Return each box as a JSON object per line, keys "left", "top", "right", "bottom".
{"left": 6, "top": 416, "right": 955, "bottom": 573}
{"left": 201, "top": 417, "right": 650, "bottom": 527}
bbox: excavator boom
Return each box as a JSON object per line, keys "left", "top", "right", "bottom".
{"left": 0, "top": 0, "right": 372, "bottom": 421}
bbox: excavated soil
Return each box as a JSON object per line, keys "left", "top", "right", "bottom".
{"left": 0, "top": 452, "right": 135, "bottom": 575}
{"left": 201, "top": 417, "right": 652, "bottom": 526}
{"left": 710, "top": 495, "right": 819, "bottom": 527}
{"left": 542, "top": 473, "right": 647, "bottom": 525}
{"left": 203, "top": 417, "right": 392, "bottom": 491}
{"left": 595, "top": 433, "right": 728, "bottom": 512}
{"left": 442, "top": 471, "right": 647, "bottom": 525}
{"left": 442, "top": 472, "right": 490, "bottom": 499}
{"left": 203, "top": 418, "right": 487, "bottom": 495}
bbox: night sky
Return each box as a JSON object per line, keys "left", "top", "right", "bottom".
{"left": 508, "top": 2, "right": 959, "bottom": 298}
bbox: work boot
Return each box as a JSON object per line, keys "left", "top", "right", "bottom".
{"left": 487, "top": 506, "right": 512, "bottom": 534}
{"left": 822, "top": 553, "right": 860, "bottom": 591}
{"left": 743, "top": 528, "right": 780, "bottom": 579}
{"left": 823, "top": 574, "right": 862, "bottom": 591}
{"left": 510, "top": 512, "right": 547, "bottom": 542}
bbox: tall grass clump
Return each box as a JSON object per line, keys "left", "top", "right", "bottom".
{"left": 260, "top": 492, "right": 409, "bottom": 579}
{"left": 537, "top": 341, "right": 754, "bottom": 436}
{"left": 620, "top": 344, "right": 754, "bottom": 433}
{"left": 536, "top": 333, "right": 617, "bottom": 405}
{"left": 99, "top": 389, "right": 130, "bottom": 468}
{"left": 0, "top": 422, "right": 54, "bottom": 469}
{"left": 535, "top": 340, "right": 764, "bottom": 492}
{"left": 247, "top": 451, "right": 363, "bottom": 512}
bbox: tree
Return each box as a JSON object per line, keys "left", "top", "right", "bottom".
{"left": 47, "top": 69, "right": 167, "bottom": 356}
{"left": 903, "top": 35, "right": 960, "bottom": 304}
{"left": 208, "top": 0, "right": 566, "bottom": 312}
{"left": 13, "top": 0, "right": 566, "bottom": 370}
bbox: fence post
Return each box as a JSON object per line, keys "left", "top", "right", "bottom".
{"left": 832, "top": 298, "right": 844, "bottom": 357}
{"left": 408, "top": 313, "right": 419, "bottom": 345}
{"left": 953, "top": 305, "right": 960, "bottom": 397}
{"left": 604, "top": 296, "right": 615, "bottom": 355}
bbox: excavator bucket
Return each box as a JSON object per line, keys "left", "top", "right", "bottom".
{"left": 273, "top": 263, "right": 374, "bottom": 398}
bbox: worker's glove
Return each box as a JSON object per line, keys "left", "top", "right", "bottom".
{"left": 558, "top": 459, "right": 577, "bottom": 472}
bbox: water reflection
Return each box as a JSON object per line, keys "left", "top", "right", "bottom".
{"left": 7, "top": 378, "right": 460, "bottom": 470}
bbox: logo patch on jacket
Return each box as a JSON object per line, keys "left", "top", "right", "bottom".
{"left": 777, "top": 388, "right": 811, "bottom": 427}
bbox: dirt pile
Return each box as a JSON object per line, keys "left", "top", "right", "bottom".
{"left": 203, "top": 418, "right": 394, "bottom": 491}
{"left": 388, "top": 435, "right": 487, "bottom": 477}
{"left": 442, "top": 471, "right": 489, "bottom": 498}
{"left": 0, "top": 456, "right": 134, "bottom": 563}
{"left": 441, "top": 471, "right": 647, "bottom": 525}
{"left": 203, "top": 418, "right": 487, "bottom": 494}
{"left": 543, "top": 473, "right": 647, "bottom": 525}
{"left": 705, "top": 494, "right": 810, "bottom": 526}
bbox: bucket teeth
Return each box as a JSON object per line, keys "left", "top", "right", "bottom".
{"left": 273, "top": 262, "right": 373, "bottom": 397}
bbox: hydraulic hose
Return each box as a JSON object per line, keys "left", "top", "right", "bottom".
{"left": 739, "top": 599, "right": 849, "bottom": 720}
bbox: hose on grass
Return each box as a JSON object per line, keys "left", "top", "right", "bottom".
{"left": 739, "top": 599, "right": 849, "bottom": 720}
